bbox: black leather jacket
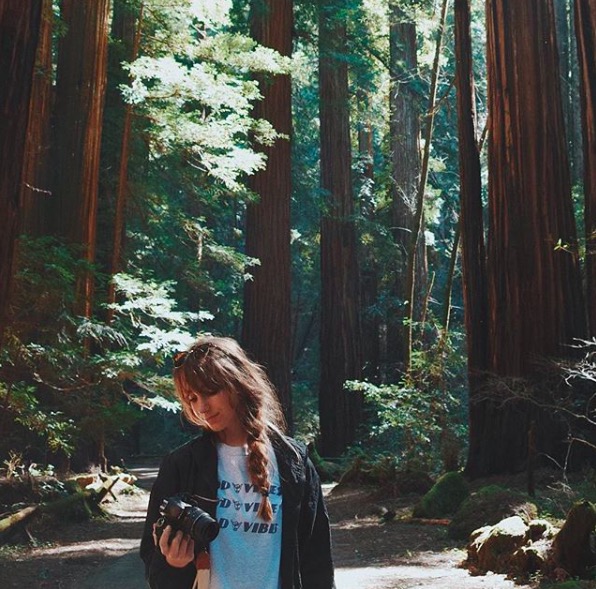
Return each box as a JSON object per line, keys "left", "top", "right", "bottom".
{"left": 140, "top": 432, "right": 335, "bottom": 589}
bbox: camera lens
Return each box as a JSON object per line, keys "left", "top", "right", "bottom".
{"left": 161, "top": 496, "right": 220, "bottom": 544}
{"left": 185, "top": 507, "right": 220, "bottom": 543}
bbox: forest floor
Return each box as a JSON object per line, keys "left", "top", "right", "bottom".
{"left": 0, "top": 460, "right": 549, "bottom": 589}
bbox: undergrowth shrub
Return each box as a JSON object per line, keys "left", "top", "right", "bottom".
{"left": 412, "top": 471, "right": 469, "bottom": 518}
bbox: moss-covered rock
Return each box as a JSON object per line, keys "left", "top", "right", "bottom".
{"left": 549, "top": 500, "right": 596, "bottom": 577}
{"left": 307, "top": 444, "right": 344, "bottom": 482}
{"left": 412, "top": 471, "right": 469, "bottom": 518}
{"left": 448, "top": 484, "right": 538, "bottom": 540}
{"left": 392, "top": 470, "right": 434, "bottom": 496}
{"left": 467, "top": 515, "right": 529, "bottom": 574}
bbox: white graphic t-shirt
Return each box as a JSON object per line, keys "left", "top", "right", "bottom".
{"left": 209, "top": 442, "right": 282, "bottom": 589}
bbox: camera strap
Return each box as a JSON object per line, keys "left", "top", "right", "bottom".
{"left": 192, "top": 562, "right": 210, "bottom": 589}
{"left": 192, "top": 550, "right": 210, "bottom": 589}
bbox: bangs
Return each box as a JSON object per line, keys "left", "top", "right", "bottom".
{"left": 175, "top": 356, "right": 228, "bottom": 401}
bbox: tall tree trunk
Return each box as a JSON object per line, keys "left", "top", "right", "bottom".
{"left": 477, "top": 0, "right": 585, "bottom": 475}
{"left": 574, "top": 0, "right": 596, "bottom": 337}
{"left": 242, "top": 0, "right": 293, "bottom": 424}
{"left": 569, "top": 2, "right": 584, "bottom": 185}
{"left": 51, "top": 0, "right": 110, "bottom": 318}
{"left": 358, "top": 91, "right": 380, "bottom": 383}
{"left": 554, "top": 0, "right": 584, "bottom": 186}
{"left": 103, "top": 0, "right": 144, "bottom": 324}
{"left": 0, "top": 1, "right": 42, "bottom": 343}
{"left": 318, "top": 0, "right": 363, "bottom": 456}
{"left": 404, "top": 0, "right": 449, "bottom": 372}
{"left": 553, "top": 0, "right": 573, "bottom": 164}
{"left": 388, "top": 3, "right": 421, "bottom": 377}
{"left": 19, "top": 0, "right": 52, "bottom": 236}
{"left": 453, "top": 0, "right": 489, "bottom": 476}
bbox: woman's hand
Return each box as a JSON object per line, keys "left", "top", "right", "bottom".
{"left": 156, "top": 524, "right": 195, "bottom": 568}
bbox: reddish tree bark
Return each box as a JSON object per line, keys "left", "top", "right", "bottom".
{"left": 453, "top": 0, "right": 489, "bottom": 476}
{"left": 473, "top": 0, "right": 585, "bottom": 475}
{"left": 318, "top": 0, "right": 363, "bottom": 456}
{"left": 19, "top": 0, "right": 52, "bottom": 236}
{"left": 0, "top": 1, "right": 42, "bottom": 342}
{"left": 104, "top": 0, "right": 144, "bottom": 324}
{"left": 574, "top": 0, "right": 596, "bottom": 336}
{"left": 51, "top": 0, "right": 111, "bottom": 318}
{"left": 486, "top": 0, "right": 585, "bottom": 372}
{"left": 242, "top": 0, "right": 293, "bottom": 424}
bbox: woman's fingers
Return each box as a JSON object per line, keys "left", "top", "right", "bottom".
{"left": 178, "top": 533, "right": 194, "bottom": 558}
{"left": 168, "top": 528, "right": 182, "bottom": 553}
{"left": 157, "top": 525, "right": 195, "bottom": 568}
{"left": 158, "top": 525, "right": 173, "bottom": 554}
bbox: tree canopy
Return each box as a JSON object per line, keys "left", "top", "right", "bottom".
{"left": 0, "top": 0, "right": 594, "bottom": 475}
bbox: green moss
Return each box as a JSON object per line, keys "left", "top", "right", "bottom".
{"left": 448, "top": 485, "right": 537, "bottom": 540}
{"left": 412, "top": 471, "right": 469, "bottom": 518}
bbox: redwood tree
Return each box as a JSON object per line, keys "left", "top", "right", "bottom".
{"left": 453, "top": 0, "right": 489, "bottom": 475}
{"left": 470, "top": 0, "right": 585, "bottom": 475}
{"left": 101, "top": 0, "right": 143, "bottom": 324}
{"left": 318, "top": 0, "right": 363, "bottom": 456}
{"left": 0, "top": 1, "right": 42, "bottom": 342}
{"left": 19, "top": 0, "right": 52, "bottom": 236}
{"left": 387, "top": 2, "right": 421, "bottom": 376}
{"left": 51, "top": 0, "right": 111, "bottom": 318}
{"left": 554, "top": 0, "right": 584, "bottom": 185}
{"left": 242, "top": 0, "right": 293, "bottom": 423}
{"left": 357, "top": 89, "right": 381, "bottom": 383}
{"left": 574, "top": 0, "right": 596, "bottom": 337}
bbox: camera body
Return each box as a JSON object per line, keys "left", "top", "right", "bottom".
{"left": 155, "top": 493, "right": 220, "bottom": 545}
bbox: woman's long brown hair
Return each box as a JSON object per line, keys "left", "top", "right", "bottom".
{"left": 173, "top": 335, "right": 286, "bottom": 521}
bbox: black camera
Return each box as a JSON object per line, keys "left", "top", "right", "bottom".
{"left": 155, "top": 493, "right": 220, "bottom": 545}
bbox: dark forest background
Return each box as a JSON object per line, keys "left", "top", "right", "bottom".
{"left": 0, "top": 0, "right": 595, "bottom": 481}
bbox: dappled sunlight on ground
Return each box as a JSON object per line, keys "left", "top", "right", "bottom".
{"left": 30, "top": 537, "right": 140, "bottom": 557}
{"left": 326, "top": 483, "right": 533, "bottom": 589}
{"left": 335, "top": 563, "right": 523, "bottom": 589}
{"left": 0, "top": 468, "right": 535, "bottom": 588}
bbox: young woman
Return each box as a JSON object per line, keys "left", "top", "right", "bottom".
{"left": 140, "top": 335, "right": 335, "bottom": 589}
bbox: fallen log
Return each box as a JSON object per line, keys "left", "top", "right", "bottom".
{"left": 405, "top": 517, "right": 451, "bottom": 526}
{"left": 0, "top": 472, "right": 136, "bottom": 542}
{"left": 0, "top": 505, "right": 39, "bottom": 535}
{"left": 0, "top": 489, "right": 105, "bottom": 542}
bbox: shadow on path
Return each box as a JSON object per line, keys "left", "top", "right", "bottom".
{"left": 0, "top": 464, "right": 532, "bottom": 589}
{"left": 76, "top": 462, "right": 158, "bottom": 589}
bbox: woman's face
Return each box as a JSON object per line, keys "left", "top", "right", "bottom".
{"left": 188, "top": 389, "right": 245, "bottom": 445}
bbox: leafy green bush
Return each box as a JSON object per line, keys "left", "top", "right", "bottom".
{"left": 343, "top": 327, "right": 468, "bottom": 474}
{"left": 412, "top": 471, "right": 469, "bottom": 518}
{"left": 0, "top": 237, "right": 200, "bottom": 470}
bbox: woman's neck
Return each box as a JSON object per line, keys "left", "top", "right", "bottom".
{"left": 216, "top": 427, "right": 247, "bottom": 447}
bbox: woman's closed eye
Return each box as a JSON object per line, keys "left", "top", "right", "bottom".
{"left": 187, "top": 390, "right": 220, "bottom": 403}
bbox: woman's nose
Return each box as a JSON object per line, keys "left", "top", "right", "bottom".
{"left": 194, "top": 394, "right": 209, "bottom": 414}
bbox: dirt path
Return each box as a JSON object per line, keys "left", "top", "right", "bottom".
{"left": 327, "top": 485, "right": 530, "bottom": 589}
{"left": 0, "top": 465, "right": 532, "bottom": 589}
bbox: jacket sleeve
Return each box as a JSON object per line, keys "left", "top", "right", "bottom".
{"left": 298, "top": 456, "right": 336, "bottom": 589}
{"left": 140, "top": 455, "right": 196, "bottom": 589}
